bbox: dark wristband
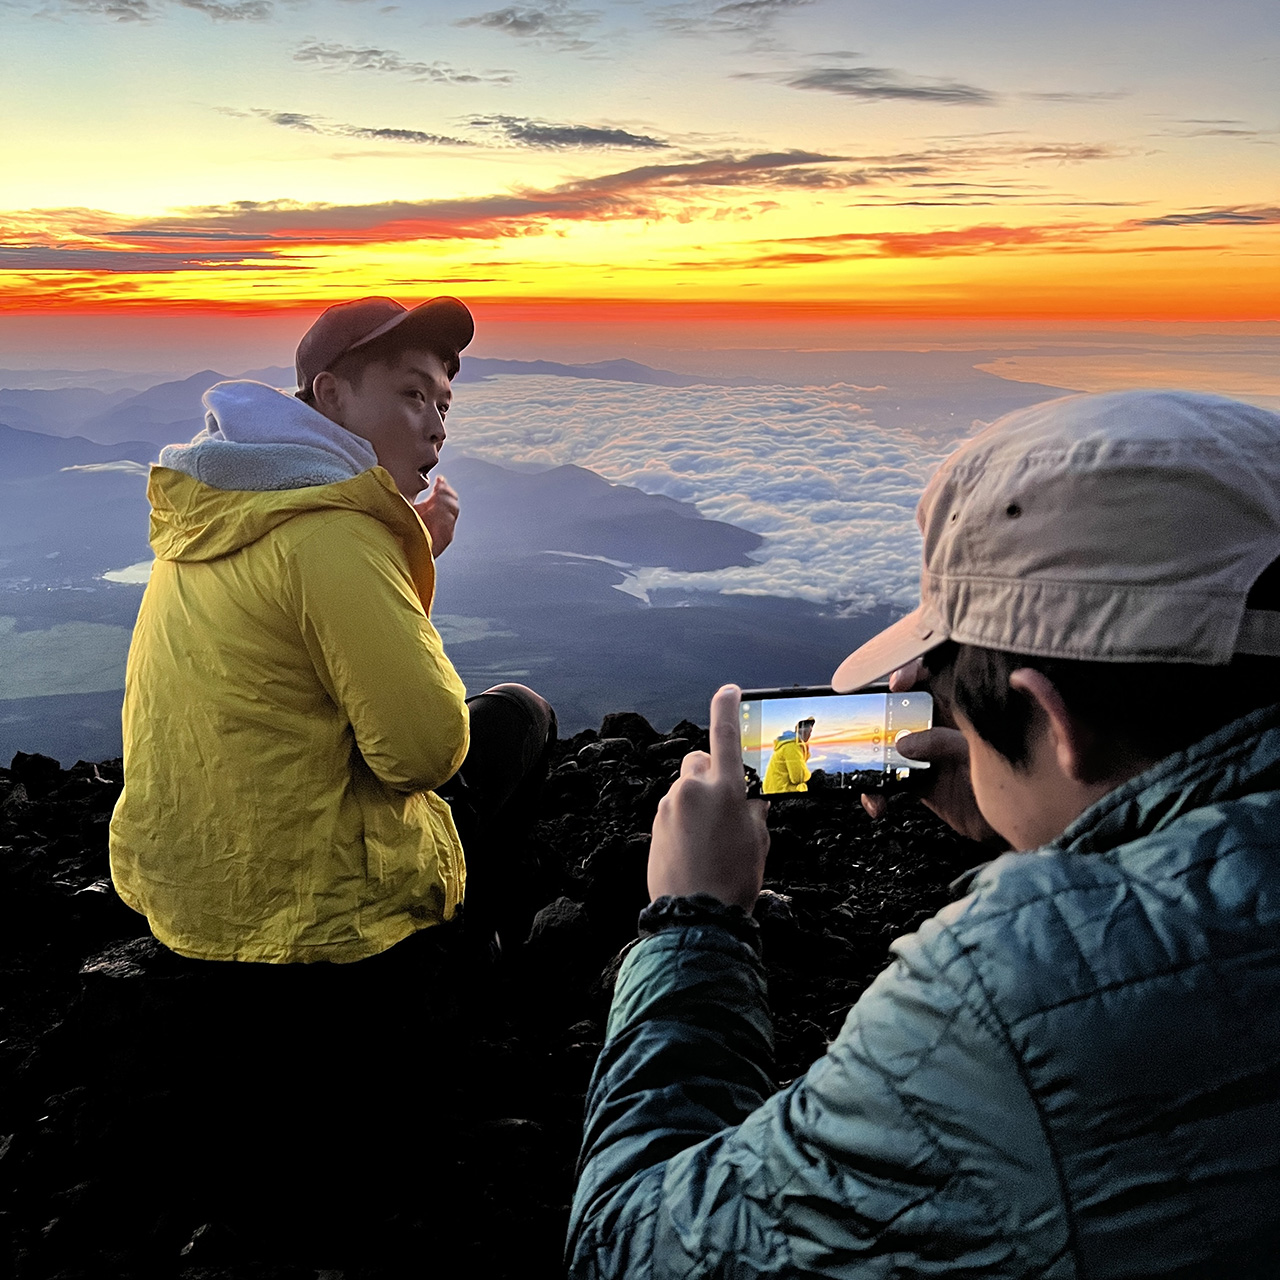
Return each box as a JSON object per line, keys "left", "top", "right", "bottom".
{"left": 638, "top": 893, "right": 763, "bottom": 955}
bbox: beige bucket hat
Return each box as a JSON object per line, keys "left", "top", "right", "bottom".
{"left": 833, "top": 390, "right": 1280, "bottom": 693}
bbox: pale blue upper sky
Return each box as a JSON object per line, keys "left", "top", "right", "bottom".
{"left": 6, "top": 0, "right": 1277, "bottom": 212}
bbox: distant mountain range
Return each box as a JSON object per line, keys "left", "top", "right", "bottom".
{"left": 0, "top": 358, "right": 757, "bottom": 447}
{"left": 0, "top": 420, "right": 759, "bottom": 588}
{"left": 0, "top": 385, "right": 136, "bottom": 435}
{"left": 442, "top": 455, "right": 761, "bottom": 573}
{"left": 0, "top": 422, "right": 155, "bottom": 480}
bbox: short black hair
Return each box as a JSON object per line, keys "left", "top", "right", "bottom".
{"left": 926, "top": 557, "right": 1280, "bottom": 772}
{"left": 297, "top": 329, "right": 460, "bottom": 405}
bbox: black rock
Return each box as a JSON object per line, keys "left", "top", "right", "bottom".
{"left": 565, "top": 728, "right": 598, "bottom": 753}
{"left": 0, "top": 780, "right": 30, "bottom": 816}
{"left": 527, "top": 894, "right": 590, "bottom": 943}
{"left": 543, "top": 766, "right": 599, "bottom": 814}
{"left": 581, "top": 833, "right": 652, "bottom": 948}
{"left": 9, "top": 751, "right": 63, "bottom": 800}
{"left": 598, "top": 712, "right": 660, "bottom": 748}
{"left": 669, "top": 719, "right": 710, "bottom": 751}
{"left": 576, "top": 736, "right": 635, "bottom": 765}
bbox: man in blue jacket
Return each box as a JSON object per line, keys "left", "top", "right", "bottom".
{"left": 568, "top": 390, "right": 1280, "bottom": 1278}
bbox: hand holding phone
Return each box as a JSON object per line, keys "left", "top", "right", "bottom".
{"left": 648, "top": 685, "right": 770, "bottom": 912}
{"left": 860, "top": 661, "right": 1005, "bottom": 847}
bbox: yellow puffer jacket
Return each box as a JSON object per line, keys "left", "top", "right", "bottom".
{"left": 109, "top": 463, "right": 470, "bottom": 963}
{"left": 762, "top": 737, "right": 810, "bottom": 794}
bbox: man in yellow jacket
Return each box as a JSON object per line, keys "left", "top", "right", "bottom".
{"left": 109, "top": 296, "right": 554, "bottom": 964}
{"left": 762, "top": 717, "right": 815, "bottom": 794}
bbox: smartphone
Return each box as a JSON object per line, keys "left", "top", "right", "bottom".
{"left": 738, "top": 683, "right": 933, "bottom": 796}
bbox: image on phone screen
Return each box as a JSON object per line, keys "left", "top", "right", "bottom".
{"left": 739, "top": 688, "right": 933, "bottom": 795}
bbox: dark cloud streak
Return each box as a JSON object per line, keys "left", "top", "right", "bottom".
{"left": 293, "top": 42, "right": 514, "bottom": 83}
{"left": 456, "top": 2, "right": 599, "bottom": 52}
{"left": 468, "top": 115, "right": 669, "bottom": 149}
{"left": 1160, "top": 119, "right": 1269, "bottom": 139}
{"left": 237, "top": 107, "right": 668, "bottom": 151}
{"left": 655, "top": 0, "right": 812, "bottom": 38}
{"left": 245, "top": 109, "right": 472, "bottom": 146}
{"left": 744, "top": 53, "right": 1124, "bottom": 108}
{"left": 775, "top": 65, "right": 997, "bottom": 105}
{"left": 350, "top": 126, "right": 472, "bottom": 145}
{"left": 1023, "top": 90, "right": 1127, "bottom": 103}
{"left": 1138, "top": 205, "right": 1280, "bottom": 226}
{"left": 56, "top": 0, "right": 270, "bottom": 18}
{"left": 552, "top": 150, "right": 848, "bottom": 194}
{"left": 0, "top": 246, "right": 286, "bottom": 271}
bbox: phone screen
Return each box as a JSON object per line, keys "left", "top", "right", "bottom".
{"left": 739, "top": 688, "right": 933, "bottom": 795}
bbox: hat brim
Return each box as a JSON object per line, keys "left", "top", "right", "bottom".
{"left": 349, "top": 296, "right": 474, "bottom": 364}
{"left": 831, "top": 603, "right": 948, "bottom": 693}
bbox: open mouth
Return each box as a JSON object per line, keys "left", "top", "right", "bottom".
{"left": 418, "top": 464, "right": 433, "bottom": 482}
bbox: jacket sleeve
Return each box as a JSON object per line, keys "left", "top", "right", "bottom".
{"left": 568, "top": 910, "right": 1068, "bottom": 1279}
{"left": 283, "top": 510, "right": 469, "bottom": 793}
{"left": 784, "top": 744, "right": 810, "bottom": 785}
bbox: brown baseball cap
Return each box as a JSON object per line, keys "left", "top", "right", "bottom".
{"left": 295, "top": 295, "right": 475, "bottom": 397}
{"left": 833, "top": 390, "right": 1280, "bottom": 693}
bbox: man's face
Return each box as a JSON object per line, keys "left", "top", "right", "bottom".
{"left": 329, "top": 348, "right": 453, "bottom": 500}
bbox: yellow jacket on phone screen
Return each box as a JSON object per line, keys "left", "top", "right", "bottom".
{"left": 763, "top": 734, "right": 811, "bottom": 793}
{"left": 109, "top": 382, "right": 470, "bottom": 964}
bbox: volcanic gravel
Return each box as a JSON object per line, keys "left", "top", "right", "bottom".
{"left": 1, "top": 717, "right": 984, "bottom": 1279}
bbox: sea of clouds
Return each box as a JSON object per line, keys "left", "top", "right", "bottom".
{"left": 450, "top": 376, "right": 963, "bottom": 609}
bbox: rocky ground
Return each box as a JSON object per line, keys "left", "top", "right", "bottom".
{"left": 1, "top": 717, "right": 983, "bottom": 1279}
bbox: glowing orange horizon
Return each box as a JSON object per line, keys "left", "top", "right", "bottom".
{"left": 3, "top": 193, "right": 1276, "bottom": 324}
{"left": 1, "top": 292, "right": 1276, "bottom": 324}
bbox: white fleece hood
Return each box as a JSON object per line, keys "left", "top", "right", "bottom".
{"left": 158, "top": 380, "right": 378, "bottom": 492}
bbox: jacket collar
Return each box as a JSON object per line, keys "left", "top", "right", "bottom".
{"left": 950, "top": 701, "right": 1280, "bottom": 898}
{"left": 1052, "top": 700, "right": 1280, "bottom": 858}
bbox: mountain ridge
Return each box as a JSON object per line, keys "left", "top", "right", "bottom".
{"left": 0, "top": 420, "right": 155, "bottom": 477}
{"left": 5, "top": 358, "right": 757, "bottom": 444}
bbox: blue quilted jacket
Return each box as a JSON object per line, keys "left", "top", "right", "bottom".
{"left": 569, "top": 705, "right": 1280, "bottom": 1278}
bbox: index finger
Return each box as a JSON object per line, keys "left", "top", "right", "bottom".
{"left": 708, "top": 683, "right": 743, "bottom": 783}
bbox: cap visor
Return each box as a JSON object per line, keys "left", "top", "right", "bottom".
{"left": 832, "top": 604, "right": 947, "bottom": 693}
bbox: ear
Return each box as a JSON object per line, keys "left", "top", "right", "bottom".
{"left": 309, "top": 370, "right": 345, "bottom": 421}
{"left": 1008, "top": 668, "right": 1097, "bottom": 783}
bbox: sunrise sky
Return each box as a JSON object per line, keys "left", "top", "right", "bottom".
{"left": 3, "top": 0, "right": 1277, "bottom": 362}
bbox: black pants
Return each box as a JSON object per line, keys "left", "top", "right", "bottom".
{"left": 437, "top": 682, "right": 557, "bottom": 938}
